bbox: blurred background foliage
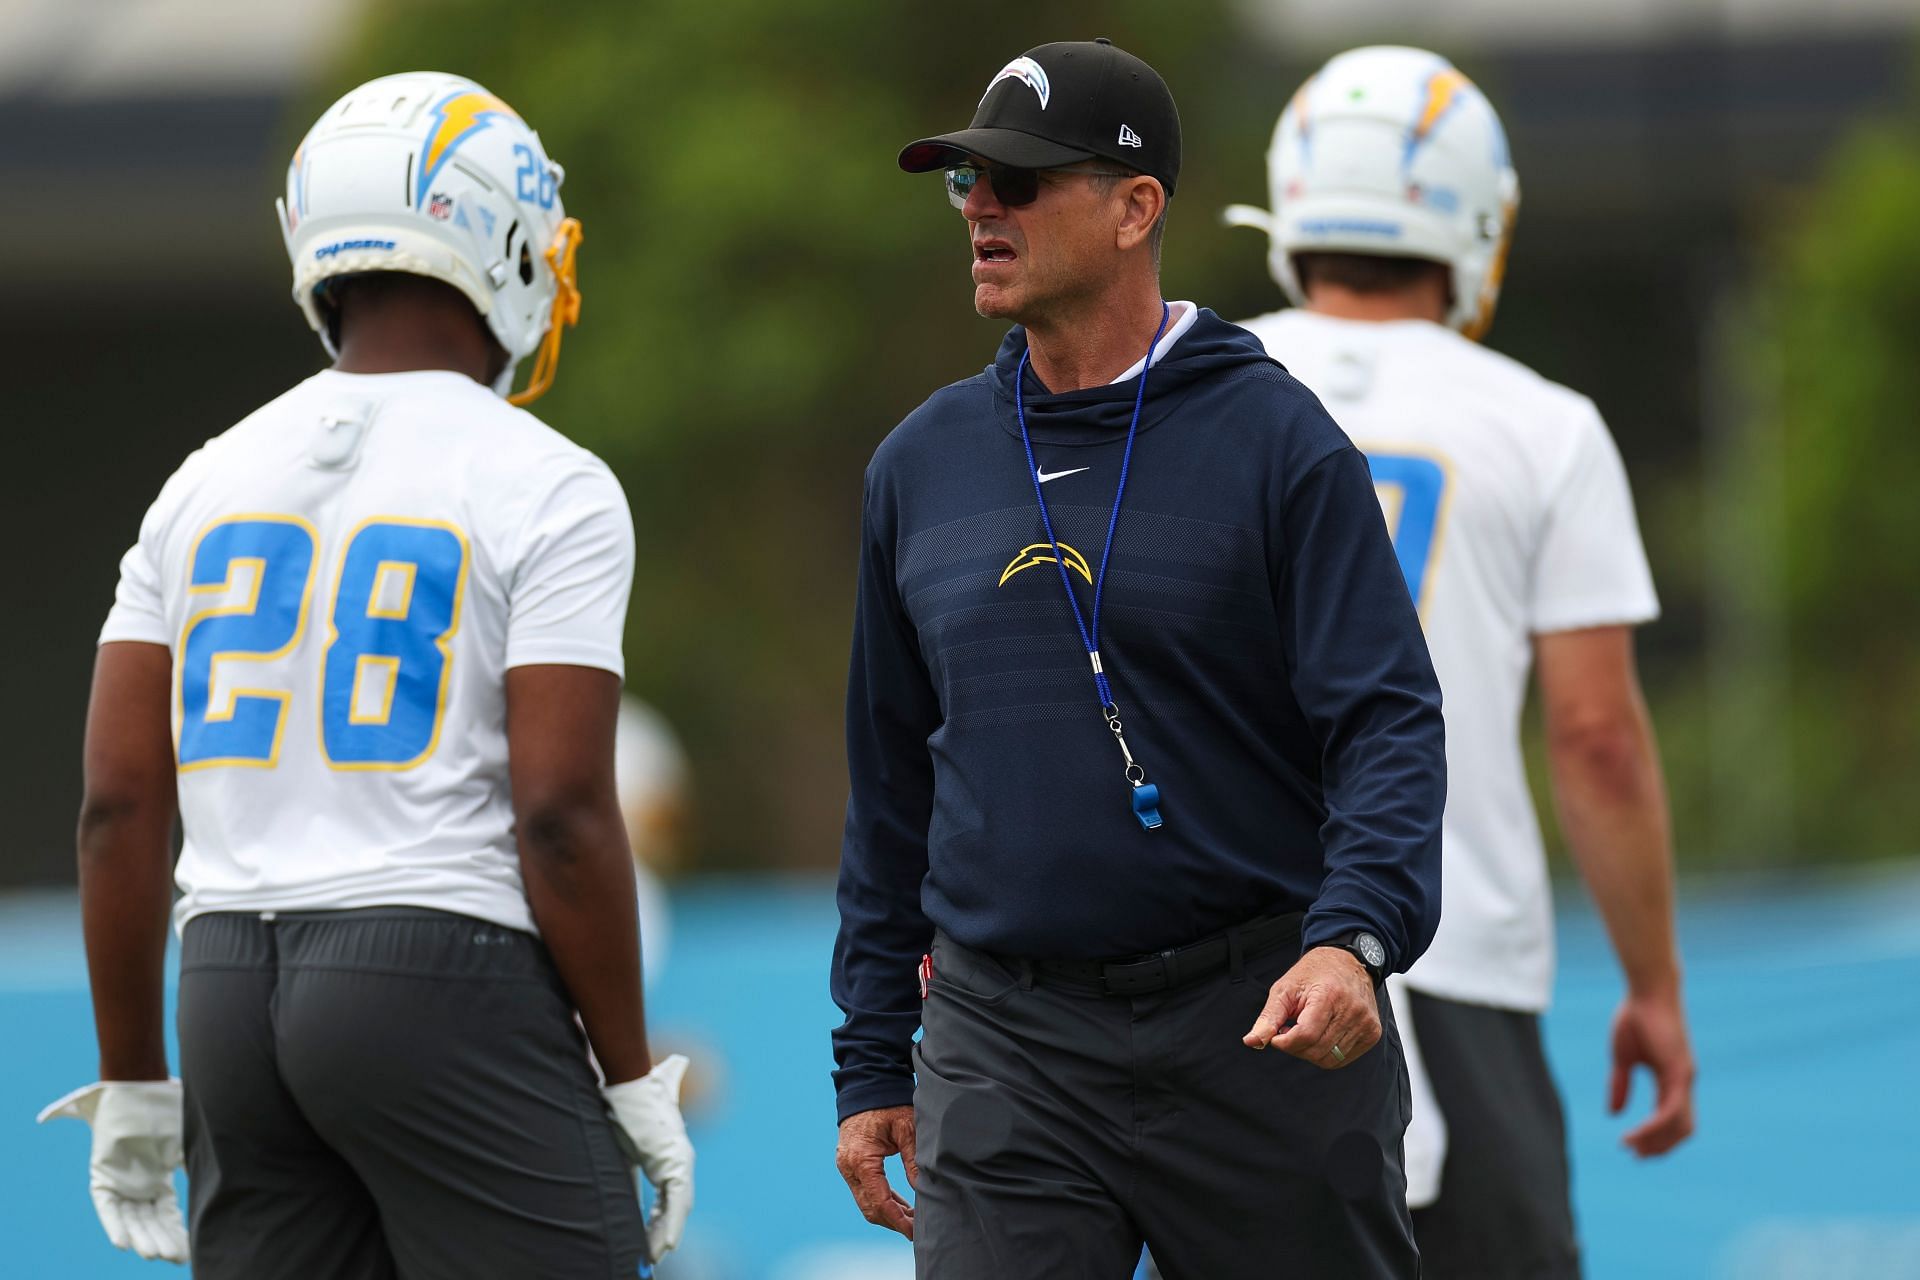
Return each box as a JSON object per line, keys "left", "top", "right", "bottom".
{"left": 320, "top": 0, "right": 1268, "bottom": 870}
{"left": 310, "top": 1, "right": 1920, "bottom": 874}
{"left": 11, "top": 2, "right": 1909, "bottom": 879}
{"left": 1746, "top": 116, "right": 1920, "bottom": 857}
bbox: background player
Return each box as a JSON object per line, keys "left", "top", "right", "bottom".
{"left": 1227, "top": 46, "right": 1697, "bottom": 1277}
{"left": 619, "top": 694, "right": 691, "bottom": 991}
{"left": 40, "top": 72, "right": 693, "bottom": 1276}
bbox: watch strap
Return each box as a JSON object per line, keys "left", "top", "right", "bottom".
{"left": 1330, "top": 931, "right": 1388, "bottom": 984}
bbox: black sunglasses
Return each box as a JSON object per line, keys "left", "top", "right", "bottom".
{"left": 943, "top": 161, "right": 1136, "bottom": 210}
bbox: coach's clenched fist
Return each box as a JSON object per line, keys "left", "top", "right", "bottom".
{"left": 1243, "top": 947, "right": 1382, "bottom": 1069}
{"left": 836, "top": 1105, "right": 917, "bottom": 1239}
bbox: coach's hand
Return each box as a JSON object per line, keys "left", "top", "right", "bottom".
{"left": 603, "top": 1054, "right": 696, "bottom": 1262}
{"left": 1243, "top": 946, "right": 1381, "bottom": 1069}
{"left": 837, "top": 1104, "right": 917, "bottom": 1239}
{"left": 37, "top": 1079, "right": 190, "bottom": 1263}
{"left": 1610, "top": 988, "right": 1696, "bottom": 1157}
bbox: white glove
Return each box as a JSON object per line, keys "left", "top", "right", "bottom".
{"left": 38, "top": 1079, "right": 190, "bottom": 1264}
{"left": 602, "top": 1054, "right": 695, "bottom": 1263}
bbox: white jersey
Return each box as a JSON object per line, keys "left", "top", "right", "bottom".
{"left": 1240, "top": 310, "right": 1658, "bottom": 1011}
{"left": 101, "top": 369, "right": 634, "bottom": 936}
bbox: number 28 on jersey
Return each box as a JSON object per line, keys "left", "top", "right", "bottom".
{"left": 177, "top": 515, "right": 468, "bottom": 772}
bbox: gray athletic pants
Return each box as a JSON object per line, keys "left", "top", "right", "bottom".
{"left": 178, "top": 908, "right": 647, "bottom": 1280}
{"left": 1406, "top": 991, "right": 1581, "bottom": 1279}
{"left": 911, "top": 923, "right": 1418, "bottom": 1280}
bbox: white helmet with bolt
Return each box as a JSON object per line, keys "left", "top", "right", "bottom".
{"left": 278, "top": 71, "right": 582, "bottom": 404}
{"left": 1224, "top": 46, "right": 1519, "bottom": 340}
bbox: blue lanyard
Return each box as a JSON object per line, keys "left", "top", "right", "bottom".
{"left": 1014, "top": 300, "right": 1171, "bottom": 831}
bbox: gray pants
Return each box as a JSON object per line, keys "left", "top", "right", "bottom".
{"left": 178, "top": 908, "right": 646, "bottom": 1280}
{"left": 912, "top": 926, "right": 1417, "bottom": 1280}
{"left": 1406, "top": 991, "right": 1580, "bottom": 1279}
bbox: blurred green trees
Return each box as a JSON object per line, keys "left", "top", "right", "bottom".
{"left": 1740, "top": 121, "right": 1920, "bottom": 858}
{"left": 1620, "top": 111, "right": 1920, "bottom": 868}
{"left": 326, "top": 2, "right": 1274, "bottom": 868}
{"left": 320, "top": 6, "right": 1920, "bottom": 873}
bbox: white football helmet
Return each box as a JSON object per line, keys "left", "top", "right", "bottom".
{"left": 1224, "top": 46, "right": 1519, "bottom": 340}
{"left": 616, "top": 697, "right": 690, "bottom": 877}
{"left": 278, "top": 71, "right": 583, "bottom": 404}
{"left": 617, "top": 697, "right": 689, "bottom": 992}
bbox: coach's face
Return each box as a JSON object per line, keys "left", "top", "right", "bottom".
{"left": 961, "top": 160, "right": 1140, "bottom": 323}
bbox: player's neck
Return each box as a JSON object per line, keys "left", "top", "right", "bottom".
{"left": 1305, "top": 284, "right": 1447, "bottom": 326}
{"left": 333, "top": 299, "right": 505, "bottom": 386}
{"left": 1022, "top": 282, "right": 1168, "bottom": 393}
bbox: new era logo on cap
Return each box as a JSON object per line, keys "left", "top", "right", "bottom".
{"left": 1118, "top": 124, "right": 1143, "bottom": 148}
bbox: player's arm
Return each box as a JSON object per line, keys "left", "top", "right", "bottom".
{"left": 506, "top": 663, "right": 652, "bottom": 1083}
{"left": 54, "top": 641, "right": 191, "bottom": 1261}
{"left": 43, "top": 526, "right": 191, "bottom": 1263}
{"left": 1535, "top": 624, "right": 1695, "bottom": 1155}
{"left": 77, "top": 641, "right": 178, "bottom": 1081}
{"left": 506, "top": 665, "right": 695, "bottom": 1262}
{"left": 502, "top": 457, "right": 692, "bottom": 1262}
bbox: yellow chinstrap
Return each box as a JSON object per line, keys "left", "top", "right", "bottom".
{"left": 509, "top": 217, "right": 584, "bottom": 407}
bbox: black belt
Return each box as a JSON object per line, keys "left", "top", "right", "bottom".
{"left": 1017, "top": 912, "right": 1304, "bottom": 997}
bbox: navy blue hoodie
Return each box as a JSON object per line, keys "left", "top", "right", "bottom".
{"left": 831, "top": 309, "right": 1444, "bottom": 1121}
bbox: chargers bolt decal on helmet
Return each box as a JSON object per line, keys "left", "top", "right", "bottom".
{"left": 278, "top": 72, "right": 584, "bottom": 404}
{"left": 1224, "top": 46, "right": 1519, "bottom": 340}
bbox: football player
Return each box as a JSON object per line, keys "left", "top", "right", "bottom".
{"left": 1227, "top": 46, "right": 1697, "bottom": 1278}
{"left": 41, "top": 73, "right": 693, "bottom": 1277}
{"left": 617, "top": 695, "right": 690, "bottom": 992}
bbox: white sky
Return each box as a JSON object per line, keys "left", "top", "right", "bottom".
{"left": 0, "top": 0, "right": 1909, "bottom": 99}
{"left": 1235, "top": 0, "right": 1919, "bottom": 52}
{"left": 0, "top": 0, "right": 364, "bottom": 97}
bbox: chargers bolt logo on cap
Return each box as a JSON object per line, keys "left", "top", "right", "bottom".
{"left": 984, "top": 56, "right": 1051, "bottom": 109}
{"left": 900, "top": 39, "right": 1182, "bottom": 197}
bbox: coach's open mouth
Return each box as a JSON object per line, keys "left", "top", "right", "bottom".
{"left": 974, "top": 239, "right": 1017, "bottom": 263}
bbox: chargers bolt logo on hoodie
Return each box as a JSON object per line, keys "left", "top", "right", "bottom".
{"left": 1000, "top": 541, "right": 1091, "bottom": 587}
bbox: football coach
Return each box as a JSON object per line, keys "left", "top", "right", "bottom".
{"left": 831, "top": 38, "right": 1446, "bottom": 1279}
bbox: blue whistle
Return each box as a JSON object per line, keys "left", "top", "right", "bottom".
{"left": 1132, "top": 783, "right": 1164, "bottom": 831}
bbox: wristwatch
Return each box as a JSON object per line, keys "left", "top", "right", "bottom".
{"left": 1329, "top": 931, "right": 1388, "bottom": 985}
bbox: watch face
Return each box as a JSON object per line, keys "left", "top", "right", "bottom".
{"left": 1356, "top": 933, "right": 1386, "bottom": 969}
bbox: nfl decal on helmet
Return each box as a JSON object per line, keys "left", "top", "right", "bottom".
{"left": 278, "top": 72, "right": 583, "bottom": 403}
{"left": 1224, "top": 46, "right": 1519, "bottom": 340}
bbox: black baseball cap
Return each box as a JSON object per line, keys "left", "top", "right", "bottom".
{"left": 899, "top": 39, "right": 1181, "bottom": 196}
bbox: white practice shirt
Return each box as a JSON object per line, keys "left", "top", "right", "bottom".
{"left": 101, "top": 369, "right": 634, "bottom": 935}
{"left": 1238, "top": 311, "right": 1658, "bottom": 1011}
